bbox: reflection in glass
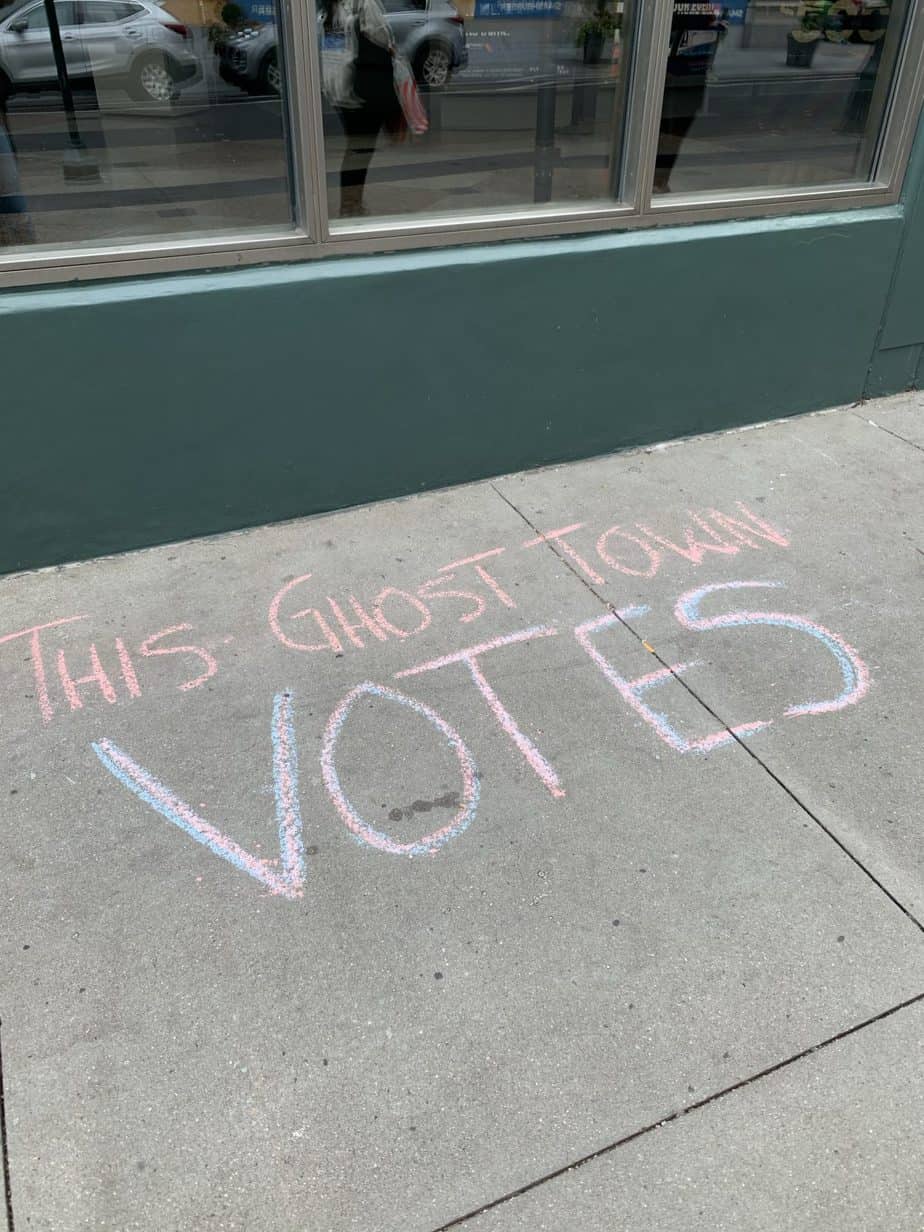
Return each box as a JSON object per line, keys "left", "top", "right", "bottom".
{"left": 320, "top": 0, "right": 637, "bottom": 225}
{"left": 0, "top": 0, "right": 293, "bottom": 251}
{"left": 0, "top": 101, "right": 32, "bottom": 241}
{"left": 653, "top": 0, "right": 905, "bottom": 195}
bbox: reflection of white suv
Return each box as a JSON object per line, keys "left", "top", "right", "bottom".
{"left": 0, "top": 0, "right": 200, "bottom": 103}
{"left": 217, "top": 0, "right": 467, "bottom": 97}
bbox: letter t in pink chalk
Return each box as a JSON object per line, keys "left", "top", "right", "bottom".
{"left": 521, "top": 524, "right": 605, "bottom": 585}
{"left": 437, "top": 548, "right": 516, "bottom": 609}
{"left": 574, "top": 609, "right": 769, "bottom": 754}
{"left": 395, "top": 625, "right": 565, "bottom": 798}
{"left": 0, "top": 615, "right": 89, "bottom": 723}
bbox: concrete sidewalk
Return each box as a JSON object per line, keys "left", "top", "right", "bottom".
{"left": 0, "top": 392, "right": 922, "bottom": 1232}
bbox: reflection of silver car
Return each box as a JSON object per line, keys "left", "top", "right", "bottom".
{"left": 217, "top": 0, "right": 467, "bottom": 97}
{"left": 0, "top": 0, "right": 200, "bottom": 103}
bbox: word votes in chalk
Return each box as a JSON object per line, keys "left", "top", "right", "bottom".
{"left": 0, "top": 501, "right": 788, "bottom": 727}
{"left": 94, "top": 580, "right": 870, "bottom": 902}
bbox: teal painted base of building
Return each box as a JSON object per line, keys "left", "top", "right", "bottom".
{"left": 2, "top": 121, "right": 923, "bottom": 576}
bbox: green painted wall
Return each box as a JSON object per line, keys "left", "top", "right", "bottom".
{"left": 877, "top": 112, "right": 924, "bottom": 352}
{"left": 0, "top": 204, "right": 908, "bottom": 576}
{"left": 865, "top": 110, "right": 924, "bottom": 394}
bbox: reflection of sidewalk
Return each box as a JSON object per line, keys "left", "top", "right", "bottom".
{"left": 1, "top": 392, "right": 923, "bottom": 1230}
{"left": 711, "top": 26, "right": 871, "bottom": 82}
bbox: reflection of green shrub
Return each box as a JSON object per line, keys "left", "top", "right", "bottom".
{"left": 221, "top": 2, "right": 245, "bottom": 26}
{"left": 575, "top": 0, "right": 619, "bottom": 46}
{"left": 786, "top": 0, "right": 831, "bottom": 42}
{"left": 823, "top": 0, "right": 891, "bottom": 43}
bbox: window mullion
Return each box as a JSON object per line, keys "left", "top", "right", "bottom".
{"left": 621, "top": 0, "right": 674, "bottom": 216}
{"left": 281, "top": 0, "right": 329, "bottom": 239}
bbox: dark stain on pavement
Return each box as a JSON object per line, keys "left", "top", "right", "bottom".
{"left": 387, "top": 791, "right": 460, "bottom": 823}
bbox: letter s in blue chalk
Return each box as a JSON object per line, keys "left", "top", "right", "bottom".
{"left": 674, "top": 581, "right": 870, "bottom": 717}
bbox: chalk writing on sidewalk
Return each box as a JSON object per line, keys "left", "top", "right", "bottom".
{"left": 92, "top": 579, "right": 871, "bottom": 899}
{"left": 93, "top": 690, "right": 306, "bottom": 900}
{"left": 321, "top": 683, "right": 481, "bottom": 857}
{"left": 0, "top": 501, "right": 787, "bottom": 727}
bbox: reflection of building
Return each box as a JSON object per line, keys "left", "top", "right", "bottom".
{"left": 159, "top": 0, "right": 222, "bottom": 24}
{"left": 0, "top": 0, "right": 922, "bottom": 575}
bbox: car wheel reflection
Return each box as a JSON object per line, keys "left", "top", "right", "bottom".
{"left": 132, "top": 54, "right": 179, "bottom": 103}
{"left": 260, "top": 48, "right": 280, "bottom": 95}
{"left": 415, "top": 40, "right": 451, "bottom": 87}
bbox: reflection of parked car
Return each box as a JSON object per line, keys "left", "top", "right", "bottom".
{"left": 216, "top": 19, "right": 279, "bottom": 95}
{"left": 0, "top": 0, "right": 199, "bottom": 102}
{"left": 216, "top": 0, "right": 467, "bottom": 97}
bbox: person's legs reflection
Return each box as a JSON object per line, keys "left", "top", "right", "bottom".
{"left": 654, "top": 4, "right": 723, "bottom": 194}
{"left": 337, "top": 48, "right": 404, "bottom": 216}
{"left": 0, "top": 107, "right": 32, "bottom": 246}
{"left": 340, "top": 105, "right": 386, "bottom": 217}
{"left": 654, "top": 86, "right": 706, "bottom": 193}
{"left": 324, "top": 0, "right": 405, "bottom": 219}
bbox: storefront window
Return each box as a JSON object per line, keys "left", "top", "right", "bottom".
{"left": 318, "top": 0, "right": 638, "bottom": 224}
{"left": 0, "top": 0, "right": 294, "bottom": 250}
{"left": 0, "top": 0, "right": 921, "bottom": 273}
{"left": 653, "top": 0, "right": 909, "bottom": 195}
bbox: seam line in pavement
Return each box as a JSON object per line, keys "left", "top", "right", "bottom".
{"left": 852, "top": 410, "right": 924, "bottom": 455}
{"left": 429, "top": 991, "right": 924, "bottom": 1231}
{"left": 0, "top": 1019, "right": 15, "bottom": 1232}
{"left": 490, "top": 483, "right": 924, "bottom": 937}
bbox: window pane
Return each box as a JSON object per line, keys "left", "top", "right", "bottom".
{"left": 0, "top": 0, "right": 294, "bottom": 253}
{"left": 10, "top": 3, "right": 77, "bottom": 30}
{"left": 319, "top": 0, "right": 638, "bottom": 225}
{"left": 653, "top": 0, "right": 908, "bottom": 195}
{"left": 79, "top": 2, "right": 142, "bottom": 23}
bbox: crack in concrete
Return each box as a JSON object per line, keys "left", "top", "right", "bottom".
{"left": 0, "top": 1018, "right": 15, "bottom": 1231}
{"left": 489, "top": 481, "right": 924, "bottom": 938}
{"left": 429, "top": 991, "right": 924, "bottom": 1231}
{"left": 461, "top": 478, "right": 924, "bottom": 1229}
{"left": 852, "top": 409, "right": 924, "bottom": 455}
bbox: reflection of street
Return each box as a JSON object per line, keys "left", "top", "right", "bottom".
{"left": 0, "top": 36, "right": 293, "bottom": 245}
{"left": 658, "top": 4, "right": 889, "bottom": 192}
{"left": 0, "top": 8, "right": 891, "bottom": 245}
{"left": 0, "top": 105, "right": 32, "bottom": 243}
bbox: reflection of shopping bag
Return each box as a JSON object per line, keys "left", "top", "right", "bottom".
{"left": 321, "top": 26, "right": 358, "bottom": 107}
{"left": 392, "top": 55, "right": 429, "bottom": 135}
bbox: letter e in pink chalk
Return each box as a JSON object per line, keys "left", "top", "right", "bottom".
{"left": 574, "top": 609, "right": 769, "bottom": 754}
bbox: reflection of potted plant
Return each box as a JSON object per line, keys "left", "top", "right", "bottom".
{"left": 784, "top": 0, "right": 831, "bottom": 66}
{"left": 575, "top": 0, "right": 618, "bottom": 63}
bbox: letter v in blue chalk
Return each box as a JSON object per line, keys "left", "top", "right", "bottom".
{"left": 92, "top": 690, "right": 305, "bottom": 900}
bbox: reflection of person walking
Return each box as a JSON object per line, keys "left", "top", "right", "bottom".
{"left": 323, "top": 0, "right": 404, "bottom": 218}
{"left": 0, "top": 104, "right": 33, "bottom": 246}
{"left": 654, "top": 0, "right": 724, "bottom": 194}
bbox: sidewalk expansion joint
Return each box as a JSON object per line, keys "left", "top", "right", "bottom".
{"left": 0, "top": 1018, "right": 15, "bottom": 1232}
{"left": 851, "top": 410, "right": 924, "bottom": 455}
{"left": 490, "top": 483, "right": 924, "bottom": 938}
{"left": 429, "top": 991, "right": 924, "bottom": 1232}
